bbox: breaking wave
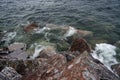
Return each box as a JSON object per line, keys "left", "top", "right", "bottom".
{"left": 92, "top": 43, "right": 118, "bottom": 70}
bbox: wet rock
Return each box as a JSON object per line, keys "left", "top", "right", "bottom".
{"left": 8, "top": 50, "right": 28, "bottom": 60}
{"left": 70, "top": 38, "right": 91, "bottom": 53}
{"left": 24, "top": 22, "right": 38, "bottom": 33}
{"left": 60, "top": 51, "right": 119, "bottom": 80}
{"left": 75, "top": 29, "right": 93, "bottom": 38}
{"left": 22, "top": 54, "right": 67, "bottom": 80}
{"left": 111, "top": 64, "right": 120, "bottom": 77}
{"left": 115, "top": 41, "right": 120, "bottom": 48}
{"left": 0, "top": 67, "right": 22, "bottom": 80}
{"left": 0, "top": 59, "right": 40, "bottom": 75}
{"left": 38, "top": 46, "right": 56, "bottom": 59}
{"left": 22, "top": 51, "right": 119, "bottom": 80}
{"left": 8, "top": 43, "right": 26, "bottom": 52}
{"left": 60, "top": 51, "right": 80, "bottom": 61}
{"left": 0, "top": 47, "right": 9, "bottom": 55}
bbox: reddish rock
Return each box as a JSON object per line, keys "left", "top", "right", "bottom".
{"left": 24, "top": 22, "right": 38, "bottom": 33}
{"left": 61, "top": 51, "right": 119, "bottom": 80}
{"left": 22, "top": 53, "right": 67, "bottom": 80}
{"left": 70, "top": 39, "right": 91, "bottom": 53}
{"left": 111, "top": 64, "right": 120, "bottom": 77}
{"left": 22, "top": 51, "right": 119, "bottom": 80}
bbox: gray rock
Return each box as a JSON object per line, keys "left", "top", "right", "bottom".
{"left": 0, "top": 67, "right": 22, "bottom": 80}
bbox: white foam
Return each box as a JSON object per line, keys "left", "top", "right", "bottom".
{"left": 64, "top": 26, "right": 77, "bottom": 37}
{"left": 2, "top": 32, "right": 16, "bottom": 43}
{"left": 35, "top": 27, "right": 50, "bottom": 33}
{"left": 92, "top": 43, "right": 118, "bottom": 70}
{"left": 31, "top": 44, "right": 45, "bottom": 59}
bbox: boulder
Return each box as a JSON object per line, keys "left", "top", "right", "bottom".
{"left": 24, "top": 22, "right": 38, "bottom": 33}
{"left": 70, "top": 38, "right": 91, "bottom": 53}
{"left": 22, "top": 51, "right": 119, "bottom": 80}
{"left": 60, "top": 51, "right": 119, "bottom": 80}
{"left": 111, "top": 64, "right": 120, "bottom": 77}
{"left": 0, "top": 67, "right": 22, "bottom": 80}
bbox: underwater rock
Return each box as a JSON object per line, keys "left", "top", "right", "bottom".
{"left": 70, "top": 38, "right": 91, "bottom": 53}
{"left": 76, "top": 29, "right": 93, "bottom": 38}
{"left": 111, "top": 64, "right": 120, "bottom": 77}
{"left": 0, "top": 67, "right": 22, "bottom": 80}
{"left": 37, "top": 46, "right": 56, "bottom": 59}
{"left": 24, "top": 22, "right": 38, "bottom": 33}
{"left": 8, "top": 43, "right": 26, "bottom": 52}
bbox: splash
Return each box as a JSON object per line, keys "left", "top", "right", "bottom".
{"left": 30, "top": 44, "right": 45, "bottom": 59}
{"left": 64, "top": 26, "right": 77, "bottom": 38}
{"left": 92, "top": 43, "right": 118, "bottom": 70}
{"left": 1, "top": 32, "right": 16, "bottom": 44}
{"left": 35, "top": 27, "right": 50, "bottom": 33}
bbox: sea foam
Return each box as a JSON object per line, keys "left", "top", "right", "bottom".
{"left": 92, "top": 43, "right": 118, "bottom": 70}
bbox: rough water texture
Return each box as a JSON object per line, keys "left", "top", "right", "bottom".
{"left": 0, "top": 0, "right": 120, "bottom": 28}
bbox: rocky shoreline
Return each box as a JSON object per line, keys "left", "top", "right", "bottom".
{"left": 0, "top": 23, "right": 120, "bottom": 80}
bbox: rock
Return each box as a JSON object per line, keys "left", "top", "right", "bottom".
{"left": 0, "top": 67, "right": 22, "bottom": 80}
{"left": 22, "top": 53, "right": 67, "bottom": 80}
{"left": 21, "top": 51, "right": 119, "bottom": 80}
{"left": 60, "top": 51, "right": 80, "bottom": 61}
{"left": 76, "top": 29, "right": 93, "bottom": 38}
{"left": 70, "top": 38, "right": 91, "bottom": 53}
{"left": 8, "top": 49, "right": 28, "bottom": 60}
{"left": 115, "top": 41, "right": 120, "bottom": 48}
{"left": 38, "top": 46, "right": 56, "bottom": 59}
{"left": 60, "top": 51, "right": 119, "bottom": 80}
{"left": 111, "top": 64, "right": 120, "bottom": 77}
{"left": 0, "top": 59, "right": 40, "bottom": 75}
{"left": 0, "top": 47, "right": 9, "bottom": 55}
{"left": 8, "top": 43, "right": 26, "bottom": 52}
{"left": 24, "top": 22, "right": 38, "bottom": 33}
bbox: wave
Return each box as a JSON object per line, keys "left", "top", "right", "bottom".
{"left": 92, "top": 43, "right": 118, "bottom": 70}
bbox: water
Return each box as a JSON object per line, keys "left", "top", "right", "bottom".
{"left": 0, "top": 0, "right": 120, "bottom": 71}
{"left": 92, "top": 43, "right": 118, "bottom": 70}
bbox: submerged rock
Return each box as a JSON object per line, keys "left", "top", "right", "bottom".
{"left": 8, "top": 43, "right": 26, "bottom": 52}
{"left": 0, "top": 67, "right": 22, "bottom": 80}
{"left": 24, "top": 22, "right": 38, "bottom": 33}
